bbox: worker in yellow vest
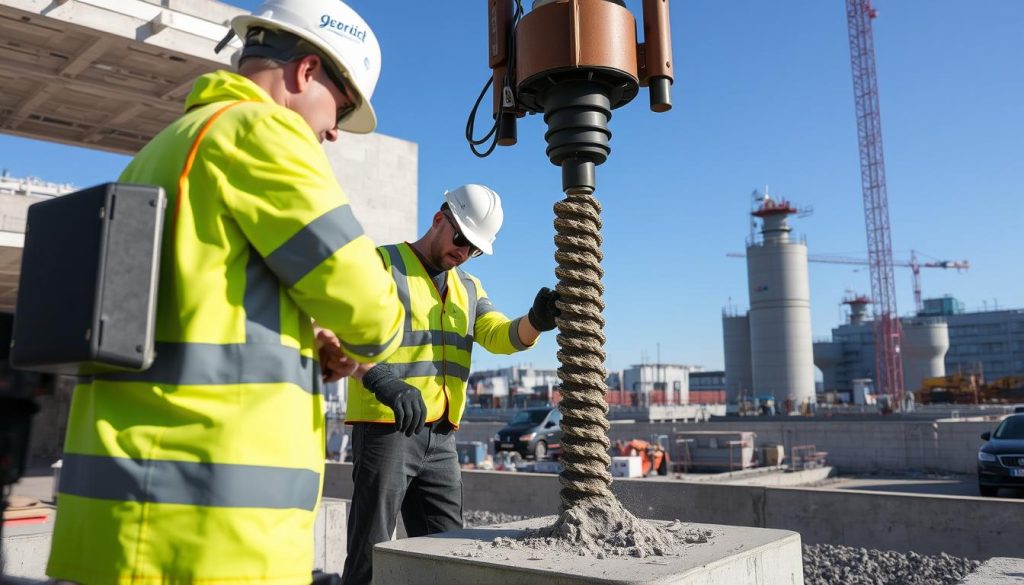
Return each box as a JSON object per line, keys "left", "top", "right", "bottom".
{"left": 337, "top": 184, "right": 559, "bottom": 585}
{"left": 46, "top": 1, "right": 404, "bottom": 583}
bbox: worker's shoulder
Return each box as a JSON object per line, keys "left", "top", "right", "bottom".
{"left": 210, "top": 99, "right": 313, "bottom": 141}
{"left": 454, "top": 267, "right": 485, "bottom": 289}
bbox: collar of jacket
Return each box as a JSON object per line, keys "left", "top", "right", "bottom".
{"left": 184, "top": 70, "right": 276, "bottom": 113}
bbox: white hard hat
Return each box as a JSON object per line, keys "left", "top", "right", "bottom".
{"left": 444, "top": 185, "right": 504, "bottom": 256}
{"left": 231, "top": 0, "right": 381, "bottom": 134}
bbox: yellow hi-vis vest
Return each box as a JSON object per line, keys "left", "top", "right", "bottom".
{"left": 47, "top": 71, "right": 404, "bottom": 585}
{"left": 345, "top": 243, "right": 533, "bottom": 428}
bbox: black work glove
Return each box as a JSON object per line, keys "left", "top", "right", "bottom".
{"left": 362, "top": 363, "right": 426, "bottom": 436}
{"left": 527, "top": 287, "right": 560, "bottom": 332}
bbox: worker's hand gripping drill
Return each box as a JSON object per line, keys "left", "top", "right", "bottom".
{"left": 527, "top": 287, "right": 561, "bottom": 332}
{"left": 362, "top": 363, "right": 427, "bottom": 436}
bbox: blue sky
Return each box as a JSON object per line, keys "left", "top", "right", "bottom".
{"left": 1, "top": 1, "right": 1021, "bottom": 373}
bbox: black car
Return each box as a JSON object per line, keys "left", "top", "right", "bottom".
{"left": 493, "top": 407, "right": 562, "bottom": 460}
{"left": 977, "top": 413, "right": 1024, "bottom": 497}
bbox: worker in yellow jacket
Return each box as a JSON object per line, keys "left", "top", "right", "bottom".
{"left": 45, "top": 1, "right": 404, "bottom": 583}
{"left": 337, "top": 184, "right": 560, "bottom": 585}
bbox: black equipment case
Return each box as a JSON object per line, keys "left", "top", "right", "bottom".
{"left": 10, "top": 183, "right": 166, "bottom": 375}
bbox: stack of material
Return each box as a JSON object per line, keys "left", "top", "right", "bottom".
{"left": 671, "top": 431, "right": 756, "bottom": 472}
{"left": 2, "top": 495, "right": 52, "bottom": 526}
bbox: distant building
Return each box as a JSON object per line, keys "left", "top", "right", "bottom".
{"left": 814, "top": 296, "right": 1024, "bottom": 397}
{"left": 689, "top": 370, "right": 726, "bottom": 404}
{"left": 622, "top": 363, "right": 691, "bottom": 406}
{"left": 467, "top": 365, "right": 558, "bottom": 407}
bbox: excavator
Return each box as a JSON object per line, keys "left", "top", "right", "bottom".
{"left": 614, "top": 439, "right": 669, "bottom": 477}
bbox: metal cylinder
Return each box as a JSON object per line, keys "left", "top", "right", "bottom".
{"left": 746, "top": 238, "right": 816, "bottom": 409}
{"left": 722, "top": 313, "right": 753, "bottom": 403}
{"left": 813, "top": 341, "right": 843, "bottom": 394}
{"left": 901, "top": 317, "right": 949, "bottom": 395}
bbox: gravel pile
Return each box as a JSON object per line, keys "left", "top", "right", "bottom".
{"left": 464, "top": 511, "right": 982, "bottom": 584}
{"left": 803, "top": 544, "right": 980, "bottom": 585}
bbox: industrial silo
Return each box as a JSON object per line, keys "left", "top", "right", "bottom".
{"left": 722, "top": 312, "right": 753, "bottom": 403}
{"left": 901, "top": 317, "right": 949, "bottom": 395}
{"left": 812, "top": 341, "right": 842, "bottom": 394}
{"left": 746, "top": 195, "right": 816, "bottom": 408}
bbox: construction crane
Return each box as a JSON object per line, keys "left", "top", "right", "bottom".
{"left": 846, "top": 0, "right": 903, "bottom": 407}
{"left": 726, "top": 250, "right": 969, "bottom": 314}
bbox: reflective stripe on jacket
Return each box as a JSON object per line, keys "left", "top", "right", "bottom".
{"left": 47, "top": 71, "right": 404, "bottom": 585}
{"left": 345, "top": 242, "right": 532, "bottom": 428}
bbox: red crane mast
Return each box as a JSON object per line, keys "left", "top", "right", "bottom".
{"left": 846, "top": 0, "right": 904, "bottom": 406}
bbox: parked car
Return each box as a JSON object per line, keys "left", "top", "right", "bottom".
{"left": 493, "top": 407, "right": 562, "bottom": 460}
{"left": 977, "top": 413, "right": 1024, "bottom": 497}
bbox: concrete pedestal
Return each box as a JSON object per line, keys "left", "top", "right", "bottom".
{"left": 374, "top": 517, "right": 804, "bottom": 585}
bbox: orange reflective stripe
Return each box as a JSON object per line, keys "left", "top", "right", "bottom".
{"left": 173, "top": 100, "right": 253, "bottom": 235}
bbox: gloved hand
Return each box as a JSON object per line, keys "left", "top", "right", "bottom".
{"left": 527, "top": 287, "right": 560, "bottom": 332}
{"left": 362, "top": 363, "right": 426, "bottom": 436}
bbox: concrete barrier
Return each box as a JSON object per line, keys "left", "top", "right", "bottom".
{"left": 323, "top": 462, "right": 1024, "bottom": 560}
{"left": 454, "top": 418, "right": 998, "bottom": 474}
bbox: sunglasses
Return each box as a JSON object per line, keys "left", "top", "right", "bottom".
{"left": 322, "top": 64, "right": 358, "bottom": 127}
{"left": 443, "top": 212, "right": 483, "bottom": 258}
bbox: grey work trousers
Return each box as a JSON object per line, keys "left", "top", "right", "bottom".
{"left": 340, "top": 422, "right": 463, "bottom": 585}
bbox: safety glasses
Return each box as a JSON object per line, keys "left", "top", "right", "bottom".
{"left": 443, "top": 212, "right": 483, "bottom": 258}
{"left": 320, "top": 63, "right": 358, "bottom": 127}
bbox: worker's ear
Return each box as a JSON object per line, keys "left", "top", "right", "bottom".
{"left": 292, "top": 55, "right": 321, "bottom": 93}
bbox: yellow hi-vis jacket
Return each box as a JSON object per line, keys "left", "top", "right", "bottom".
{"left": 345, "top": 243, "right": 533, "bottom": 428}
{"left": 47, "top": 70, "right": 405, "bottom": 585}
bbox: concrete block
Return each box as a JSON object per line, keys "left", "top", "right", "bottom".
{"left": 1, "top": 521, "right": 52, "bottom": 579}
{"left": 374, "top": 517, "right": 803, "bottom": 585}
{"left": 313, "top": 497, "right": 348, "bottom": 574}
{"left": 960, "top": 557, "right": 1024, "bottom": 584}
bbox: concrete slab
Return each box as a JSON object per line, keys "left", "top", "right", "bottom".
{"left": 960, "top": 557, "right": 1024, "bottom": 584}
{"left": 373, "top": 517, "right": 804, "bottom": 585}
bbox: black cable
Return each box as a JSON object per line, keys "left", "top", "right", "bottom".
{"left": 465, "top": 0, "right": 523, "bottom": 158}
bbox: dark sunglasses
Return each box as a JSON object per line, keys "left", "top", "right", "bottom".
{"left": 443, "top": 212, "right": 483, "bottom": 258}
{"left": 289, "top": 53, "right": 356, "bottom": 127}
{"left": 321, "top": 64, "right": 357, "bottom": 127}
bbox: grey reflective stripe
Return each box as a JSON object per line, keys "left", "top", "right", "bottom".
{"left": 457, "top": 269, "right": 479, "bottom": 338}
{"left": 60, "top": 453, "right": 319, "bottom": 511}
{"left": 265, "top": 204, "right": 364, "bottom": 287}
{"left": 401, "top": 330, "right": 472, "bottom": 352}
{"left": 509, "top": 316, "right": 529, "bottom": 351}
{"left": 391, "top": 361, "right": 470, "bottom": 382}
{"left": 381, "top": 244, "right": 412, "bottom": 330}
{"left": 476, "top": 297, "right": 495, "bottom": 317}
{"left": 244, "top": 247, "right": 281, "bottom": 343}
{"left": 95, "top": 342, "right": 318, "bottom": 393}
{"left": 339, "top": 327, "right": 402, "bottom": 359}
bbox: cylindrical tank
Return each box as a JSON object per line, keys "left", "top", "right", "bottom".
{"left": 813, "top": 341, "right": 842, "bottom": 394}
{"left": 901, "top": 317, "right": 949, "bottom": 394}
{"left": 746, "top": 204, "right": 816, "bottom": 409}
{"left": 722, "top": 313, "right": 753, "bottom": 403}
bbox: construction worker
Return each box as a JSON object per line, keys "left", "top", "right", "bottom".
{"left": 337, "top": 184, "right": 560, "bottom": 585}
{"left": 46, "top": 1, "right": 404, "bottom": 583}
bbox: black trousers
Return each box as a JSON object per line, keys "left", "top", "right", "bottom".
{"left": 340, "top": 422, "right": 463, "bottom": 585}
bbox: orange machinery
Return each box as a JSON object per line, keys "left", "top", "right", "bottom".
{"left": 614, "top": 439, "right": 669, "bottom": 477}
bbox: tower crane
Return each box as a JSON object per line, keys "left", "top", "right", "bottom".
{"left": 726, "top": 251, "right": 970, "bottom": 314}
{"left": 847, "top": 0, "right": 903, "bottom": 406}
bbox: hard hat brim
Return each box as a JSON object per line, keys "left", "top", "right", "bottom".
{"left": 447, "top": 208, "right": 494, "bottom": 256}
{"left": 230, "top": 14, "right": 378, "bottom": 134}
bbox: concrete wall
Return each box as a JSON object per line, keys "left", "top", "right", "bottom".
{"left": 324, "top": 133, "right": 418, "bottom": 247}
{"left": 455, "top": 418, "right": 997, "bottom": 474}
{"left": 323, "top": 463, "right": 1023, "bottom": 560}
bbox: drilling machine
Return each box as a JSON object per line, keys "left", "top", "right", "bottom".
{"left": 469, "top": 0, "right": 674, "bottom": 530}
